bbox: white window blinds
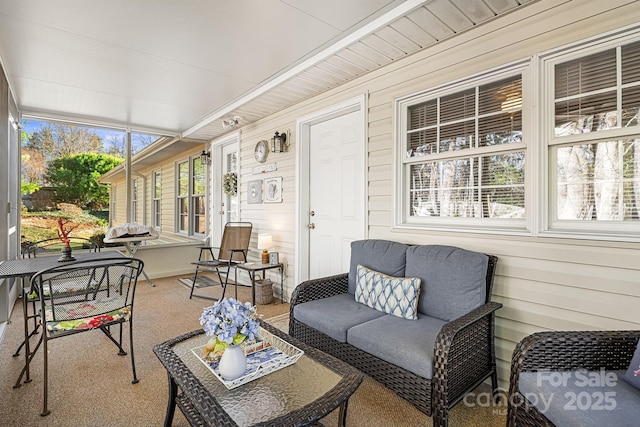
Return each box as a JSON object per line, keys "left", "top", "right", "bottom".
{"left": 403, "top": 75, "right": 525, "bottom": 222}
{"left": 551, "top": 40, "right": 640, "bottom": 225}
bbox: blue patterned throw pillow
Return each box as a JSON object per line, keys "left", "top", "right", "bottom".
{"left": 355, "top": 264, "right": 421, "bottom": 320}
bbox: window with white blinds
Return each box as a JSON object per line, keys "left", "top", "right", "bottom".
{"left": 399, "top": 71, "right": 526, "bottom": 230}
{"left": 548, "top": 39, "right": 640, "bottom": 231}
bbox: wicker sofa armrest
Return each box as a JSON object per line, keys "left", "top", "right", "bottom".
{"left": 289, "top": 273, "right": 349, "bottom": 324}
{"left": 512, "top": 330, "right": 640, "bottom": 374}
{"left": 431, "top": 301, "right": 503, "bottom": 414}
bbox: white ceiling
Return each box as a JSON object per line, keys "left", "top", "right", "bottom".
{"left": 0, "top": 0, "right": 533, "bottom": 141}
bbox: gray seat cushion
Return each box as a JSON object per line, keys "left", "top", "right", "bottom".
{"left": 405, "top": 245, "right": 488, "bottom": 321}
{"left": 519, "top": 370, "right": 640, "bottom": 427}
{"left": 293, "top": 293, "right": 385, "bottom": 342}
{"left": 346, "top": 313, "right": 447, "bottom": 379}
{"left": 348, "top": 239, "right": 409, "bottom": 294}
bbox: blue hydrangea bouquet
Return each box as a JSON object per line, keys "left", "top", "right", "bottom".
{"left": 200, "top": 298, "right": 260, "bottom": 360}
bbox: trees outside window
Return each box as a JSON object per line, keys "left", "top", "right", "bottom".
{"left": 396, "top": 29, "right": 640, "bottom": 241}
{"left": 547, "top": 38, "right": 640, "bottom": 236}
{"left": 45, "top": 153, "right": 124, "bottom": 210}
{"left": 397, "top": 71, "right": 526, "bottom": 232}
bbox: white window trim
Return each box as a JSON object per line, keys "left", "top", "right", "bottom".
{"left": 175, "top": 156, "right": 206, "bottom": 237}
{"left": 538, "top": 25, "right": 640, "bottom": 242}
{"left": 132, "top": 178, "right": 138, "bottom": 224}
{"left": 394, "top": 59, "right": 533, "bottom": 236}
{"left": 393, "top": 25, "right": 640, "bottom": 243}
{"left": 176, "top": 159, "right": 188, "bottom": 235}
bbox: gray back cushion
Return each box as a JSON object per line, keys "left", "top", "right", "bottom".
{"left": 348, "top": 240, "right": 408, "bottom": 294}
{"left": 405, "top": 245, "right": 488, "bottom": 321}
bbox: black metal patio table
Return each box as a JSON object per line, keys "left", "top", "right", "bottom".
{"left": 153, "top": 320, "right": 364, "bottom": 427}
{"left": 0, "top": 250, "right": 123, "bottom": 280}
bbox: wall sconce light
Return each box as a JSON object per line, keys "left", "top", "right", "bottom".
{"left": 221, "top": 116, "right": 242, "bottom": 130}
{"left": 271, "top": 130, "right": 289, "bottom": 153}
{"left": 200, "top": 150, "right": 211, "bottom": 165}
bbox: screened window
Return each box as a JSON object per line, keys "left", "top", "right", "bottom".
{"left": 152, "top": 171, "right": 161, "bottom": 229}
{"left": 399, "top": 72, "right": 526, "bottom": 229}
{"left": 548, "top": 40, "right": 640, "bottom": 232}
{"left": 176, "top": 156, "right": 206, "bottom": 236}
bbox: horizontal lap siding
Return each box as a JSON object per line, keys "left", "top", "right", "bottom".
{"left": 237, "top": 120, "right": 298, "bottom": 299}
{"left": 183, "top": 0, "right": 640, "bottom": 385}
{"left": 358, "top": 0, "right": 640, "bottom": 386}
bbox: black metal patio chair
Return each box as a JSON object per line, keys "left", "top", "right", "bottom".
{"left": 24, "top": 257, "right": 144, "bottom": 416}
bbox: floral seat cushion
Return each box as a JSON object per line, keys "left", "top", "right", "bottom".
{"left": 45, "top": 297, "right": 130, "bottom": 332}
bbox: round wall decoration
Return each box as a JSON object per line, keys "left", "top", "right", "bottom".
{"left": 254, "top": 140, "right": 269, "bottom": 163}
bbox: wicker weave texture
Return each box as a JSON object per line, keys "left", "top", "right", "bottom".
{"left": 506, "top": 330, "right": 640, "bottom": 427}
{"left": 154, "top": 321, "right": 364, "bottom": 426}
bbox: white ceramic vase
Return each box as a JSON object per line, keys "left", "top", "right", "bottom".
{"left": 218, "top": 344, "right": 247, "bottom": 380}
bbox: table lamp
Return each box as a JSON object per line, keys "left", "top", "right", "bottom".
{"left": 257, "top": 233, "right": 272, "bottom": 264}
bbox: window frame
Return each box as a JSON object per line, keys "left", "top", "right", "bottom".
{"left": 132, "top": 178, "right": 138, "bottom": 224}
{"left": 175, "top": 155, "right": 207, "bottom": 237}
{"left": 540, "top": 28, "right": 640, "bottom": 241}
{"left": 152, "top": 170, "right": 161, "bottom": 230}
{"left": 394, "top": 60, "right": 532, "bottom": 235}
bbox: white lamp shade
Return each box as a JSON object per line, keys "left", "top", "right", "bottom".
{"left": 257, "top": 234, "right": 272, "bottom": 250}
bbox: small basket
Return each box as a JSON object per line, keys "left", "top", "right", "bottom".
{"left": 255, "top": 278, "right": 273, "bottom": 305}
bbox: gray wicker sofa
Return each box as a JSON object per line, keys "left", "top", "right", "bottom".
{"left": 289, "top": 239, "right": 501, "bottom": 427}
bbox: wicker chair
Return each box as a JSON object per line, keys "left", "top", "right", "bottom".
{"left": 507, "top": 330, "right": 640, "bottom": 426}
{"left": 289, "top": 253, "right": 500, "bottom": 427}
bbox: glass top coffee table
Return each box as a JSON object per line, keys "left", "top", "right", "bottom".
{"left": 153, "top": 321, "right": 363, "bottom": 427}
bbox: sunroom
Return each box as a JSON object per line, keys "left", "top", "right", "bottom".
{"left": 1, "top": 1, "right": 639, "bottom": 426}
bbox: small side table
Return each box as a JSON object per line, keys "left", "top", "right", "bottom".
{"left": 236, "top": 262, "right": 284, "bottom": 305}
{"left": 103, "top": 235, "right": 158, "bottom": 286}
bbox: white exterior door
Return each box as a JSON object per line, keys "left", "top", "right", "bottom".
{"left": 307, "top": 108, "right": 365, "bottom": 279}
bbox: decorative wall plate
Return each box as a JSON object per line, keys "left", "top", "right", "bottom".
{"left": 254, "top": 140, "right": 269, "bottom": 163}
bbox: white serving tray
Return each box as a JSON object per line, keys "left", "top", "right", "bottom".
{"left": 191, "top": 327, "right": 304, "bottom": 390}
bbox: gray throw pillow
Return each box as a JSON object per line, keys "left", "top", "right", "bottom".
{"left": 348, "top": 240, "right": 408, "bottom": 294}
{"left": 623, "top": 340, "right": 640, "bottom": 390}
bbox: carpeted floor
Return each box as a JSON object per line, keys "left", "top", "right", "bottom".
{"left": 0, "top": 273, "right": 507, "bottom": 426}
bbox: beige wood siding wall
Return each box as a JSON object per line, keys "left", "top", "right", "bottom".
{"left": 109, "top": 148, "right": 200, "bottom": 231}
{"left": 235, "top": 122, "right": 298, "bottom": 294}
{"left": 230, "top": 0, "right": 640, "bottom": 385}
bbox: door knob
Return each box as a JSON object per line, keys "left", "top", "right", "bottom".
{"left": 219, "top": 210, "right": 225, "bottom": 215}
{"left": 308, "top": 223, "right": 315, "bottom": 229}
